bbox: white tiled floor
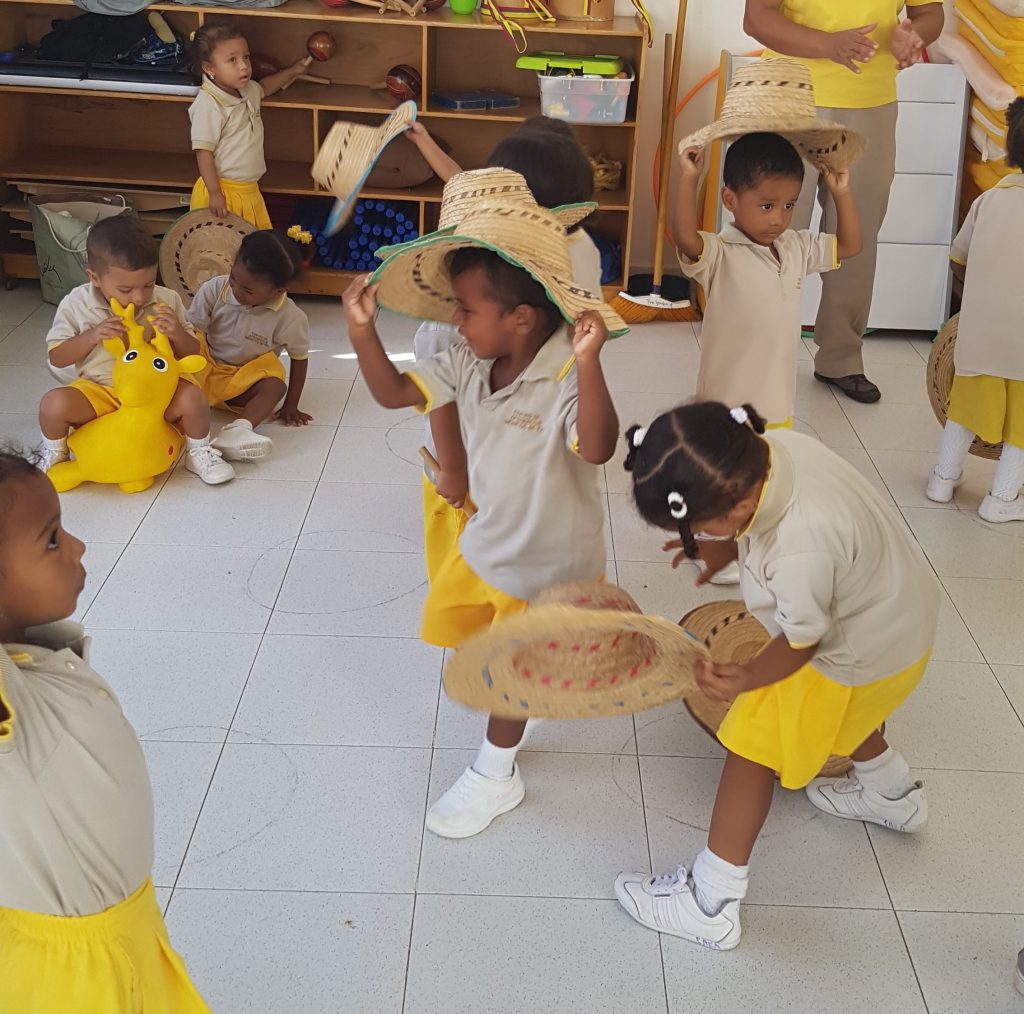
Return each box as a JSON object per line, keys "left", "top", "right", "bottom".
{"left": 3, "top": 282, "right": 1023, "bottom": 1012}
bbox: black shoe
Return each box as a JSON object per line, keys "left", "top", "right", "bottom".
{"left": 814, "top": 372, "right": 881, "bottom": 404}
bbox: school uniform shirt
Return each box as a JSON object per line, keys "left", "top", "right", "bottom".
{"left": 739, "top": 429, "right": 941, "bottom": 686}
{"left": 949, "top": 174, "right": 1024, "bottom": 381}
{"left": 45, "top": 283, "right": 194, "bottom": 388}
{"left": 678, "top": 225, "right": 838, "bottom": 426}
{"left": 412, "top": 229, "right": 604, "bottom": 464}
{"left": 188, "top": 275, "right": 310, "bottom": 366}
{"left": 188, "top": 79, "right": 266, "bottom": 182}
{"left": 764, "top": 0, "right": 937, "bottom": 108}
{"left": 406, "top": 325, "right": 605, "bottom": 601}
{"left": 0, "top": 623, "right": 154, "bottom": 917}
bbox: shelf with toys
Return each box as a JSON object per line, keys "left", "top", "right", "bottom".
{"left": 0, "top": 0, "right": 648, "bottom": 297}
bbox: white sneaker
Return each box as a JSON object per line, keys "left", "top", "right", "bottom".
{"left": 805, "top": 774, "right": 927, "bottom": 833}
{"left": 425, "top": 765, "right": 525, "bottom": 839}
{"left": 614, "top": 865, "right": 741, "bottom": 951}
{"left": 926, "top": 469, "right": 961, "bottom": 504}
{"left": 184, "top": 442, "right": 235, "bottom": 485}
{"left": 212, "top": 420, "right": 273, "bottom": 461}
{"left": 979, "top": 494, "right": 1024, "bottom": 524}
{"left": 38, "top": 441, "right": 69, "bottom": 473}
{"left": 702, "top": 559, "right": 741, "bottom": 586}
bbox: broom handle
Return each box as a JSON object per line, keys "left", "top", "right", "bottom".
{"left": 653, "top": 0, "right": 688, "bottom": 291}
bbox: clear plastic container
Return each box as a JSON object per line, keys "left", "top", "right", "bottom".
{"left": 536, "top": 68, "right": 634, "bottom": 124}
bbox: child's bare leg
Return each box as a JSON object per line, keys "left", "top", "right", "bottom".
{"left": 707, "top": 751, "right": 775, "bottom": 866}
{"left": 486, "top": 716, "right": 527, "bottom": 749}
{"left": 850, "top": 728, "right": 888, "bottom": 762}
{"left": 165, "top": 380, "right": 212, "bottom": 439}
{"left": 39, "top": 387, "right": 97, "bottom": 439}
{"left": 225, "top": 377, "right": 287, "bottom": 428}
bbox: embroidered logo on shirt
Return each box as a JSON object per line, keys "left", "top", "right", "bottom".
{"left": 506, "top": 410, "right": 543, "bottom": 432}
{"left": 244, "top": 331, "right": 271, "bottom": 348}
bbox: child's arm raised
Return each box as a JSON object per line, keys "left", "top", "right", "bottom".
{"left": 275, "top": 357, "right": 312, "bottom": 426}
{"left": 572, "top": 310, "right": 618, "bottom": 465}
{"left": 823, "top": 168, "right": 862, "bottom": 261}
{"left": 674, "top": 147, "right": 706, "bottom": 263}
{"left": 405, "top": 123, "right": 463, "bottom": 185}
{"left": 342, "top": 276, "right": 425, "bottom": 409}
{"left": 259, "top": 61, "right": 308, "bottom": 98}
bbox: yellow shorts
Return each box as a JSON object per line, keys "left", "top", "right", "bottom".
{"left": 189, "top": 177, "right": 272, "bottom": 231}
{"left": 67, "top": 375, "right": 200, "bottom": 418}
{"left": 0, "top": 878, "right": 211, "bottom": 1014}
{"left": 195, "top": 333, "right": 286, "bottom": 409}
{"left": 422, "top": 473, "right": 469, "bottom": 588}
{"left": 718, "top": 650, "right": 930, "bottom": 790}
{"left": 948, "top": 374, "right": 1024, "bottom": 448}
{"left": 421, "top": 546, "right": 527, "bottom": 649}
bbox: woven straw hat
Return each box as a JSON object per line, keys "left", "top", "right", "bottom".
{"left": 370, "top": 197, "right": 628, "bottom": 337}
{"left": 159, "top": 210, "right": 254, "bottom": 302}
{"left": 439, "top": 167, "right": 596, "bottom": 230}
{"left": 679, "top": 601, "right": 857, "bottom": 779}
{"left": 313, "top": 101, "right": 418, "bottom": 236}
{"left": 678, "top": 58, "right": 866, "bottom": 172}
{"left": 926, "top": 313, "right": 1001, "bottom": 460}
{"left": 443, "top": 581, "right": 706, "bottom": 719}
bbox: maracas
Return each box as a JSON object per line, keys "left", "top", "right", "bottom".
{"left": 385, "top": 64, "right": 421, "bottom": 102}
{"left": 306, "top": 30, "right": 336, "bottom": 62}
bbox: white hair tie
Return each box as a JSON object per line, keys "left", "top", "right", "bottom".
{"left": 730, "top": 406, "right": 749, "bottom": 426}
{"left": 667, "top": 491, "right": 688, "bottom": 520}
{"left": 631, "top": 427, "right": 647, "bottom": 449}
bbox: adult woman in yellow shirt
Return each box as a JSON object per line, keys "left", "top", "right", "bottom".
{"left": 744, "top": 1, "right": 944, "bottom": 404}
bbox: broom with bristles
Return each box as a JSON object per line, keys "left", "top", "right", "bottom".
{"left": 612, "top": 7, "right": 696, "bottom": 324}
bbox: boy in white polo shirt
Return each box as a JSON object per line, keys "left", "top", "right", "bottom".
{"left": 343, "top": 195, "right": 625, "bottom": 838}
{"left": 188, "top": 229, "right": 312, "bottom": 462}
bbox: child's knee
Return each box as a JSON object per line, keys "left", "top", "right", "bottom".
{"left": 168, "top": 381, "right": 210, "bottom": 419}
{"left": 39, "top": 386, "right": 93, "bottom": 426}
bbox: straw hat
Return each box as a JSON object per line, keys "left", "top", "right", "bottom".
{"left": 158, "top": 210, "right": 254, "bottom": 302}
{"left": 679, "top": 601, "right": 856, "bottom": 779}
{"left": 439, "top": 167, "right": 596, "bottom": 230}
{"left": 370, "top": 197, "right": 629, "bottom": 337}
{"left": 926, "top": 313, "right": 1001, "bottom": 460}
{"left": 312, "top": 101, "right": 418, "bottom": 236}
{"left": 678, "top": 58, "right": 866, "bottom": 172}
{"left": 443, "top": 581, "right": 706, "bottom": 719}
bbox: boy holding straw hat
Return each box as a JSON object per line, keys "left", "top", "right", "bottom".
{"left": 342, "top": 195, "right": 625, "bottom": 839}
{"left": 745, "top": 0, "right": 945, "bottom": 404}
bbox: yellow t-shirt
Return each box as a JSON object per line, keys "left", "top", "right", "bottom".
{"left": 764, "top": 0, "right": 934, "bottom": 108}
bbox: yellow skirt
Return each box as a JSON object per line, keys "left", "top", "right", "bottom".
{"left": 189, "top": 177, "right": 272, "bottom": 230}
{"left": 948, "top": 374, "right": 1024, "bottom": 448}
{"left": 718, "top": 650, "right": 931, "bottom": 790}
{"left": 0, "top": 878, "right": 211, "bottom": 1014}
{"left": 422, "top": 473, "right": 469, "bottom": 589}
{"left": 195, "top": 333, "right": 285, "bottom": 408}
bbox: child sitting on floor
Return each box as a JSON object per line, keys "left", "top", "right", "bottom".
{"left": 187, "top": 229, "right": 312, "bottom": 462}
{"left": 342, "top": 195, "right": 623, "bottom": 839}
{"left": 38, "top": 216, "right": 234, "bottom": 486}
{"left": 927, "top": 98, "right": 1024, "bottom": 522}
{"left": 0, "top": 450, "right": 211, "bottom": 1010}
{"left": 615, "top": 402, "right": 939, "bottom": 951}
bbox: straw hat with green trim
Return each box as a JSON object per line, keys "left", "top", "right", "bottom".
{"left": 370, "top": 197, "right": 629, "bottom": 337}
{"left": 443, "top": 581, "right": 705, "bottom": 719}
{"left": 439, "top": 167, "right": 596, "bottom": 230}
{"left": 926, "top": 313, "right": 1001, "bottom": 460}
{"left": 159, "top": 209, "right": 254, "bottom": 302}
{"left": 679, "top": 58, "right": 866, "bottom": 172}
{"left": 679, "top": 601, "right": 862, "bottom": 779}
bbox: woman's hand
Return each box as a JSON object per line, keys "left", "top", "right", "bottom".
{"left": 824, "top": 23, "right": 878, "bottom": 72}
{"left": 890, "top": 17, "right": 925, "bottom": 70}
{"left": 695, "top": 658, "right": 754, "bottom": 704}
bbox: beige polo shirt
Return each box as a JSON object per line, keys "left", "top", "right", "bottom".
{"left": 0, "top": 623, "right": 154, "bottom": 917}
{"left": 188, "top": 276, "right": 310, "bottom": 366}
{"left": 678, "top": 225, "right": 838, "bottom": 426}
{"left": 189, "top": 79, "right": 266, "bottom": 183}
{"left": 45, "top": 283, "right": 193, "bottom": 388}
{"left": 739, "top": 430, "right": 940, "bottom": 686}
{"left": 406, "top": 326, "right": 606, "bottom": 600}
{"left": 950, "top": 174, "right": 1024, "bottom": 381}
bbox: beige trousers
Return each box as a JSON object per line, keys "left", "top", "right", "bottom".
{"left": 793, "top": 103, "right": 898, "bottom": 378}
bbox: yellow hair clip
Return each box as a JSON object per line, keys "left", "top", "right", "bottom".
{"left": 287, "top": 225, "right": 313, "bottom": 245}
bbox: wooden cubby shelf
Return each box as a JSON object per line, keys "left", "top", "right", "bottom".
{"left": 0, "top": 0, "right": 648, "bottom": 297}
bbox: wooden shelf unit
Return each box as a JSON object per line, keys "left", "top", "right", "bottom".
{"left": 0, "top": 0, "right": 648, "bottom": 297}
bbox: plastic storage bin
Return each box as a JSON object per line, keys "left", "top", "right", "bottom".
{"left": 537, "top": 69, "right": 634, "bottom": 124}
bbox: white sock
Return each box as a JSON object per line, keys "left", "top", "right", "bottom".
{"left": 935, "top": 420, "right": 974, "bottom": 480}
{"left": 691, "top": 847, "right": 749, "bottom": 917}
{"left": 224, "top": 419, "right": 253, "bottom": 431}
{"left": 853, "top": 747, "right": 914, "bottom": 800}
{"left": 186, "top": 434, "right": 211, "bottom": 451}
{"left": 991, "top": 443, "right": 1024, "bottom": 502}
{"left": 472, "top": 738, "right": 518, "bottom": 781}
{"left": 41, "top": 434, "right": 68, "bottom": 453}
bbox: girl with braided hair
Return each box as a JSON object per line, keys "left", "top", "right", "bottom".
{"left": 614, "top": 402, "right": 940, "bottom": 951}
